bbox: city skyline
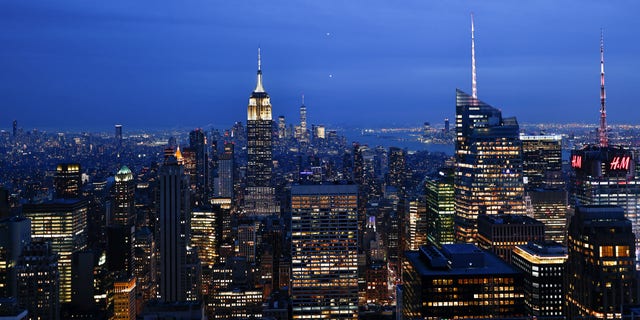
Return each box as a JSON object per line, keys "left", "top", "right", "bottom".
{"left": 0, "top": 1, "right": 639, "bottom": 131}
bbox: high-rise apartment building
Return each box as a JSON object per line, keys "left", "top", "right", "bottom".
{"left": 23, "top": 199, "right": 87, "bottom": 303}
{"left": 566, "top": 206, "right": 639, "bottom": 319}
{"left": 454, "top": 89, "right": 525, "bottom": 243}
{"left": 115, "top": 124, "right": 123, "bottom": 145}
{"left": 290, "top": 184, "right": 358, "bottom": 319}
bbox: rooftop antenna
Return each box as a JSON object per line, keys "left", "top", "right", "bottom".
{"left": 471, "top": 12, "right": 478, "bottom": 99}
{"left": 599, "top": 29, "right": 608, "bottom": 147}
{"left": 258, "top": 46, "right": 262, "bottom": 72}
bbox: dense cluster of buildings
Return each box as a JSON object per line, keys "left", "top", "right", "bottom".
{"left": 2, "top": 20, "right": 640, "bottom": 320}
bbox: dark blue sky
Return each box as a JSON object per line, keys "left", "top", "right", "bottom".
{"left": 1, "top": 1, "right": 638, "bottom": 131}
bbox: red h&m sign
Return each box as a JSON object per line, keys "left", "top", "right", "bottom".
{"left": 571, "top": 155, "right": 582, "bottom": 169}
{"left": 610, "top": 156, "right": 631, "bottom": 171}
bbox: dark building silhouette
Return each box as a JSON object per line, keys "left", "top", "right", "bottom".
{"left": 15, "top": 241, "right": 59, "bottom": 320}
{"left": 115, "top": 124, "right": 123, "bottom": 145}
{"left": 477, "top": 214, "right": 545, "bottom": 263}
{"left": 157, "top": 156, "right": 193, "bottom": 302}
{"left": 566, "top": 205, "right": 639, "bottom": 319}
{"left": 0, "top": 217, "right": 31, "bottom": 299}
{"left": 402, "top": 244, "right": 525, "bottom": 319}
{"left": 54, "top": 163, "right": 82, "bottom": 199}
{"left": 189, "top": 128, "right": 209, "bottom": 203}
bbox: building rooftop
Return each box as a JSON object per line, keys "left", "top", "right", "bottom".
{"left": 291, "top": 184, "right": 358, "bottom": 195}
{"left": 478, "top": 214, "right": 543, "bottom": 226}
{"left": 406, "top": 244, "right": 521, "bottom": 277}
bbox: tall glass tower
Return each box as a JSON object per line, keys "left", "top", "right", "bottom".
{"left": 454, "top": 89, "right": 525, "bottom": 243}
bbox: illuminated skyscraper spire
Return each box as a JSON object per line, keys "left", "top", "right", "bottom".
{"left": 471, "top": 13, "right": 478, "bottom": 99}
{"left": 599, "top": 30, "right": 608, "bottom": 147}
{"left": 255, "top": 47, "right": 265, "bottom": 93}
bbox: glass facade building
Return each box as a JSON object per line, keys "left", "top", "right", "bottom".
{"left": 454, "top": 89, "right": 525, "bottom": 243}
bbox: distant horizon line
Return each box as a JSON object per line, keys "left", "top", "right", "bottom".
{"left": 2, "top": 121, "right": 639, "bottom": 135}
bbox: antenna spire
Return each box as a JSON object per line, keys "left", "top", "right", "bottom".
{"left": 599, "top": 29, "right": 608, "bottom": 147}
{"left": 301, "top": 93, "right": 305, "bottom": 105}
{"left": 471, "top": 12, "right": 478, "bottom": 99}
{"left": 258, "top": 47, "right": 262, "bottom": 71}
{"left": 254, "top": 47, "right": 265, "bottom": 93}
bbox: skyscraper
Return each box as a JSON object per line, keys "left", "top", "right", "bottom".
{"left": 290, "top": 184, "right": 359, "bottom": 319}
{"left": 0, "top": 216, "right": 31, "bottom": 299}
{"left": 454, "top": 89, "right": 525, "bottom": 243}
{"left": 12, "top": 120, "right": 17, "bottom": 138}
{"left": 15, "top": 241, "right": 60, "bottom": 320}
{"left": 295, "top": 96, "right": 309, "bottom": 143}
{"left": 115, "top": 124, "right": 123, "bottom": 145}
{"left": 520, "top": 134, "right": 563, "bottom": 188}
{"left": 23, "top": 199, "right": 88, "bottom": 303}
{"left": 387, "top": 147, "right": 406, "bottom": 193}
{"left": 54, "top": 163, "right": 82, "bottom": 199}
{"left": 157, "top": 157, "right": 191, "bottom": 302}
{"left": 566, "top": 206, "right": 639, "bottom": 319}
{"left": 109, "top": 166, "right": 136, "bottom": 277}
{"left": 114, "top": 165, "right": 135, "bottom": 226}
{"left": 215, "top": 142, "right": 234, "bottom": 199}
{"left": 189, "top": 128, "right": 209, "bottom": 202}
{"left": 425, "top": 168, "right": 455, "bottom": 247}
{"left": 454, "top": 15, "right": 525, "bottom": 243}
{"left": 569, "top": 32, "right": 640, "bottom": 260}
{"left": 245, "top": 48, "right": 277, "bottom": 217}
{"left": 512, "top": 241, "right": 567, "bottom": 318}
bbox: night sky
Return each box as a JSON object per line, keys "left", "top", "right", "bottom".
{"left": 0, "top": 1, "right": 638, "bottom": 131}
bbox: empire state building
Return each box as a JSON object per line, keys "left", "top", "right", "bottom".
{"left": 245, "top": 49, "right": 278, "bottom": 216}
